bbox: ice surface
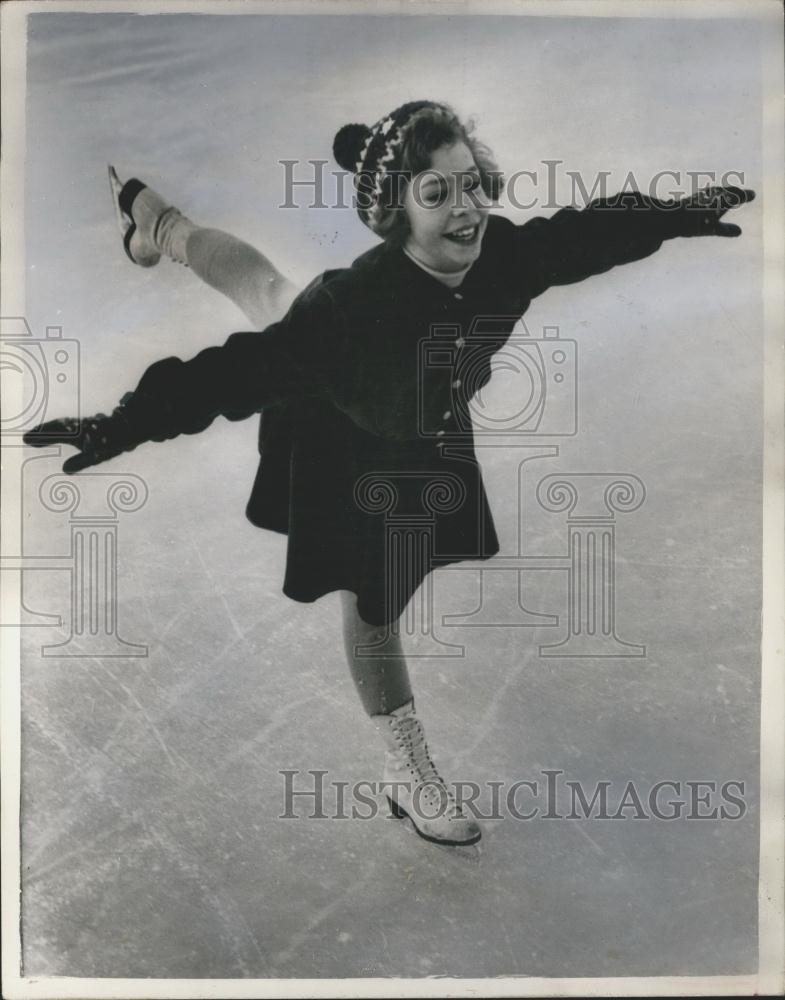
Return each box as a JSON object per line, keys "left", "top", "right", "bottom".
{"left": 17, "top": 10, "right": 762, "bottom": 980}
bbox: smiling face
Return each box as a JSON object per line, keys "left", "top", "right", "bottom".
{"left": 403, "top": 141, "right": 492, "bottom": 273}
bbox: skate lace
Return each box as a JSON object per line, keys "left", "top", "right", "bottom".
{"left": 390, "top": 715, "right": 463, "bottom": 818}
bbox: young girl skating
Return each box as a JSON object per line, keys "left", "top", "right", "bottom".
{"left": 25, "top": 100, "right": 754, "bottom": 848}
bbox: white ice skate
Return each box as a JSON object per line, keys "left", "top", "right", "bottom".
{"left": 108, "top": 165, "right": 189, "bottom": 268}
{"left": 108, "top": 165, "right": 162, "bottom": 267}
{"left": 372, "top": 699, "right": 481, "bottom": 847}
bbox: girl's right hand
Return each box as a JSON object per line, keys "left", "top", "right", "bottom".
{"left": 23, "top": 406, "right": 141, "bottom": 474}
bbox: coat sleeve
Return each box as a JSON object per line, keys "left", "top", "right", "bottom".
{"left": 117, "top": 283, "right": 348, "bottom": 443}
{"left": 514, "top": 192, "right": 685, "bottom": 298}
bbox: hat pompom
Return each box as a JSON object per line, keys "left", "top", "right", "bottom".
{"left": 333, "top": 122, "right": 372, "bottom": 172}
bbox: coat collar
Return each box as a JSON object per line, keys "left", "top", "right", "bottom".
{"left": 348, "top": 227, "right": 493, "bottom": 301}
{"left": 386, "top": 240, "right": 482, "bottom": 298}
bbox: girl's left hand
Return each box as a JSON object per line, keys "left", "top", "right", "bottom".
{"left": 676, "top": 185, "right": 755, "bottom": 237}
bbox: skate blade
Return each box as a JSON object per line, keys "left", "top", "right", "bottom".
{"left": 387, "top": 800, "right": 483, "bottom": 859}
{"left": 396, "top": 816, "right": 483, "bottom": 862}
{"left": 107, "top": 164, "right": 132, "bottom": 237}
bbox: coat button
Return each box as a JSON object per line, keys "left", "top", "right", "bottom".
{"left": 455, "top": 337, "right": 465, "bottom": 348}
{"left": 454, "top": 292, "right": 463, "bottom": 300}
{"left": 452, "top": 378, "right": 462, "bottom": 389}
{"left": 436, "top": 429, "right": 446, "bottom": 437}
{"left": 443, "top": 410, "right": 451, "bottom": 421}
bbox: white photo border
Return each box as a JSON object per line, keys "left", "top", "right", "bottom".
{"left": 1, "top": 1, "right": 782, "bottom": 997}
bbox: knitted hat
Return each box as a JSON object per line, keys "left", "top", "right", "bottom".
{"left": 332, "top": 100, "right": 450, "bottom": 231}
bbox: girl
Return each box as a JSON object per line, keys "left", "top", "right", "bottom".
{"left": 24, "top": 100, "right": 753, "bottom": 848}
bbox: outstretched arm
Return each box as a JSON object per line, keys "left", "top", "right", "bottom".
{"left": 517, "top": 186, "right": 755, "bottom": 296}
{"left": 23, "top": 285, "right": 347, "bottom": 473}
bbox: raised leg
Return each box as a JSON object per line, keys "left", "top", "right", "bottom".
{"left": 183, "top": 228, "right": 300, "bottom": 329}
{"left": 110, "top": 169, "right": 300, "bottom": 328}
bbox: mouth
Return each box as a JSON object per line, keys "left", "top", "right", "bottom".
{"left": 444, "top": 223, "right": 481, "bottom": 245}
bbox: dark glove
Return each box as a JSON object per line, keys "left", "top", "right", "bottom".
{"left": 23, "top": 395, "right": 144, "bottom": 474}
{"left": 669, "top": 185, "right": 755, "bottom": 238}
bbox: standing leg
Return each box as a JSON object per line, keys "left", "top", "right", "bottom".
{"left": 339, "top": 590, "right": 481, "bottom": 846}
{"left": 339, "top": 590, "right": 412, "bottom": 717}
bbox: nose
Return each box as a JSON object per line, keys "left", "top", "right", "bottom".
{"left": 451, "top": 206, "right": 477, "bottom": 224}
{"left": 452, "top": 185, "right": 490, "bottom": 219}
{"left": 470, "top": 185, "right": 493, "bottom": 211}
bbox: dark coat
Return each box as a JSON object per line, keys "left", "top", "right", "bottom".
{"left": 125, "top": 199, "right": 675, "bottom": 625}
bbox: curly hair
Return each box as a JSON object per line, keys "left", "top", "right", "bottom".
{"left": 362, "top": 104, "right": 503, "bottom": 242}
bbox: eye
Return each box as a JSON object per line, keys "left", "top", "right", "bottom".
{"left": 423, "top": 187, "right": 448, "bottom": 207}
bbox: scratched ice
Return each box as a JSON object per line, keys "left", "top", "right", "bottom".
{"left": 17, "top": 10, "right": 762, "bottom": 981}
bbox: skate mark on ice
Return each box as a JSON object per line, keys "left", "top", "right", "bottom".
{"left": 568, "top": 819, "right": 606, "bottom": 856}
{"left": 214, "top": 692, "right": 325, "bottom": 772}
{"left": 452, "top": 649, "right": 538, "bottom": 768}
{"left": 184, "top": 525, "right": 246, "bottom": 643}
{"left": 92, "top": 660, "right": 178, "bottom": 768}
{"left": 25, "top": 819, "right": 131, "bottom": 887}
{"left": 142, "top": 819, "right": 268, "bottom": 976}
{"left": 270, "top": 874, "right": 372, "bottom": 972}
